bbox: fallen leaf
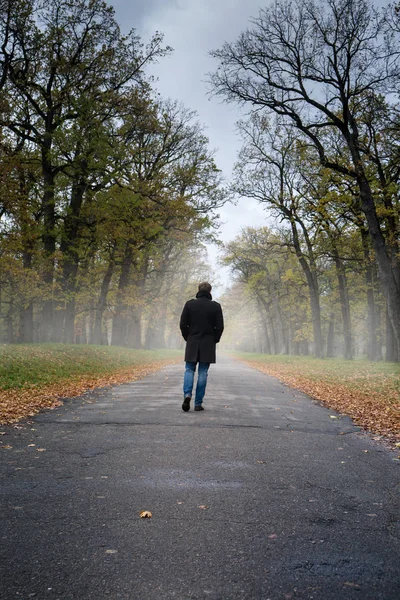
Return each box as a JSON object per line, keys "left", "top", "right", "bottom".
{"left": 36, "top": 448, "right": 46, "bottom": 452}
{"left": 2, "top": 444, "right": 12, "bottom": 449}
{"left": 329, "top": 415, "right": 338, "bottom": 419}
{"left": 140, "top": 510, "right": 152, "bottom": 518}
{"left": 268, "top": 534, "right": 277, "bottom": 539}
{"left": 28, "top": 444, "right": 35, "bottom": 447}
{"left": 198, "top": 505, "right": 208, "bottom": 510}
{"left": 105, "top": 549, "right": 118, "bottom": 554}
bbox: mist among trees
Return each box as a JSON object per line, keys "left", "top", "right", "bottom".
{"left": 1, "top": 0, "right": 399, "bottom": 363}
{"left": 212, "top": 0, "right": 400, "bottom": 362}
{"left": 0, "top": 0, "right": 226, "bottom": 349}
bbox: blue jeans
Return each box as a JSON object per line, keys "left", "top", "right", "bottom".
{"left": 183, "top": 362, "right": 210, "bottom": 406}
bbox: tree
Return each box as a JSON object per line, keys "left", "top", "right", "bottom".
{"left": 210, "top": 0, "right": 400, "bottom": 359}
{"left": 233, "top": 117, "right": 324, "bottom": 357}
{"left": 0, "top": 0, "right": 169, "bottom": 341}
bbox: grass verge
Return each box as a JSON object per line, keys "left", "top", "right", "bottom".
{"left": 233, "top": 353, "right": 400, "bottom": 444}
{"left": 0, "top": 344, "right": 182, "bottom": 424}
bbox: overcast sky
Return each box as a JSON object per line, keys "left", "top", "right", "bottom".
{"left": 108, "top": 0, "right": 269, "bottom": 295}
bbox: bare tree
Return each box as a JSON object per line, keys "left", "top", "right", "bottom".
{"left": 234, "top": 116, "right": 324, "bottom": 357}
{"left": 210, "top": 0, "right": 400, "bottom": 359}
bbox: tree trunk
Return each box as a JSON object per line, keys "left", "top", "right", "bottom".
{"left": 93, "top": 247, "right": 116, "bottom": 345}
{"left": 7, "top": 299, "right": 14, "bottom": 343}
{"left": 19, "top": 303, "right": 33, "bottom": 343}
{"left": 333, "top": 252, "right": 353, "bottom": 359}
{"left": 64, "top": 297, "right": 76, "bottom": 344}
{"left": 59, "top": 172, "right": 87, "bottom": 345}
{"left": 87, "top": 301, "right": 95, "bottom": 345}
{"left": 360, "top": 228, "right": 378, "bottom": 361}
{"left": 41, "top": 145, "right": 57, "bottom": 342}
{"left": 258, "top": 295, "right": 277, "bottom": 353}
{"left": 327, "top": 313, "right": 335, "bottom": 357}
{"left": 352, "top": 163, "right": 400, "bottom": 360}
{"left": 290, "top": 219, "right": 323, "bottom": 358}
{"left": 128, "top": 309, "right": 142, "bottom": 348}
{"left": 385, "top": 307, "right": 398, "bottom": 362}
{"left": 111, "top": 241, "right": 134, "bottom": 347}
{"left": 19, "top": 246, "right": 34, "bottom": 343}
{"left": 256, "top": 297, "right": 271, "bottom": 354}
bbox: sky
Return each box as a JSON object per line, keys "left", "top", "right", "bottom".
{"left": 108, "top": 0, "right": 269, "bottom": 296}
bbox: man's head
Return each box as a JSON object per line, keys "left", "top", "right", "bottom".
{"left": 198, "top": 281, "right": 212, "bottom": 294}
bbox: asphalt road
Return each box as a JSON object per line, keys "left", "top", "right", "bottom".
{"left": 1, "top": 356, "right": 399, "bottom": 600}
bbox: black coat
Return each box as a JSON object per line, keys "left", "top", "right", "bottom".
{"left": 180, "top": 292, "right": 224, "bottom": 363}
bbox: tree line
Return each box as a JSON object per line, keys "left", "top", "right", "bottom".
{"left": 0, "top": 0, "right": 225, "bottom": 347}
{"left": 211, "top": 0, "right": 400, "bottom": 362}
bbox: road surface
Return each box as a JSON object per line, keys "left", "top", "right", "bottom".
{"left": 1, "top": 356, "right": 399, "bottom": 599}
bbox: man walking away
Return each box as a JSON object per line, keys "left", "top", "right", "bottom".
{"left": 179, "top": 282, "right": 224, "bottom": 412}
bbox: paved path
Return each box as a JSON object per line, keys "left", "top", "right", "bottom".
{"left": 1, "top": 356, "right": 399, "bottom": 599}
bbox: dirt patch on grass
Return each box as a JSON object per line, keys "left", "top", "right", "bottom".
{"left": 0, "top": 360, "right": 176, "bottom": 425}
{"left": 242, "top": 360, "right": 400, "bottom": 445}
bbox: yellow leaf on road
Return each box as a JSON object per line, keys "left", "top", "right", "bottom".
{"left": 140, "top": 510, "right": 152, "bottom": 518}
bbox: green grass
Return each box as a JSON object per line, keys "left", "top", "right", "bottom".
{"left": 0, "top": 344, "right": 182, "bottom": 391}
{"left": 231, "top": 352, "right": 400, "bottom": 397}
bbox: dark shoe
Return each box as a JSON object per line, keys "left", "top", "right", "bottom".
{"left": 182, "top": 397, "right": 191, "bottom": 412}
{"left": 194, "top": 405, "right": 204, "bottom": 411}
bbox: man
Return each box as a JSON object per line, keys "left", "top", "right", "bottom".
{"left": 179, "top": 282, "right": 224, "bottom": 412}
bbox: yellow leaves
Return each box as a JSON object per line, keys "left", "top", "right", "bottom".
{"left": 198, "top": 505, "right": 208, "bottom": 510}
{"left": 139, "top": 511, "right": 152, "bottom": 518}
{"left": 1, "top": 444, "right": 12, "bottom": 449}
{"left": 105, "top": 549, "right": 118, "bottom": 554}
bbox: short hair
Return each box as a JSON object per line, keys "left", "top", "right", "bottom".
{"left": 198, "top": 281, "right": 212, "bottom": 293}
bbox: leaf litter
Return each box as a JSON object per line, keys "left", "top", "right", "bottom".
{"left": 0, "top": 360, "right": 177, "bottom": 425}
{"left": 242, "top": 360, "right": 400, "bottom": 445}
